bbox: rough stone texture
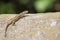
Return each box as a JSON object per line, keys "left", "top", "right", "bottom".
{"left": 0, "top": 12, "right": 60, "bottom": 40}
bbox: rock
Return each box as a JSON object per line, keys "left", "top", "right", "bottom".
{"left": 0, "top": 12, "right": 60, "bottom": 40}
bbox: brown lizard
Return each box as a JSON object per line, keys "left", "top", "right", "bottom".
{"left": 5, "top": 11, "right": 28, "bottom": 37}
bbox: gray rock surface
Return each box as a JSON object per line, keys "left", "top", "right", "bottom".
{"left": 0, "top": 12, "right": 60, "bottom": 40}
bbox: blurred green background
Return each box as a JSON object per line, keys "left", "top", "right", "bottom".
{"left": 0, "top": 0, "right": 60, "bottom": 14}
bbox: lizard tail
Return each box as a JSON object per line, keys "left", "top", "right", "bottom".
{"left": 5, "top": 24, "right": 10, "bottom": 37}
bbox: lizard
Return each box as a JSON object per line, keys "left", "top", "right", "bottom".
{"left": 5, "top": 10, "right": 28, "bottom": 37}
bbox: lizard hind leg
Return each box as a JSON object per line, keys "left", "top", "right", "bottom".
{"left": 12, "top": 21, "right": 16, "bottom": 26}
